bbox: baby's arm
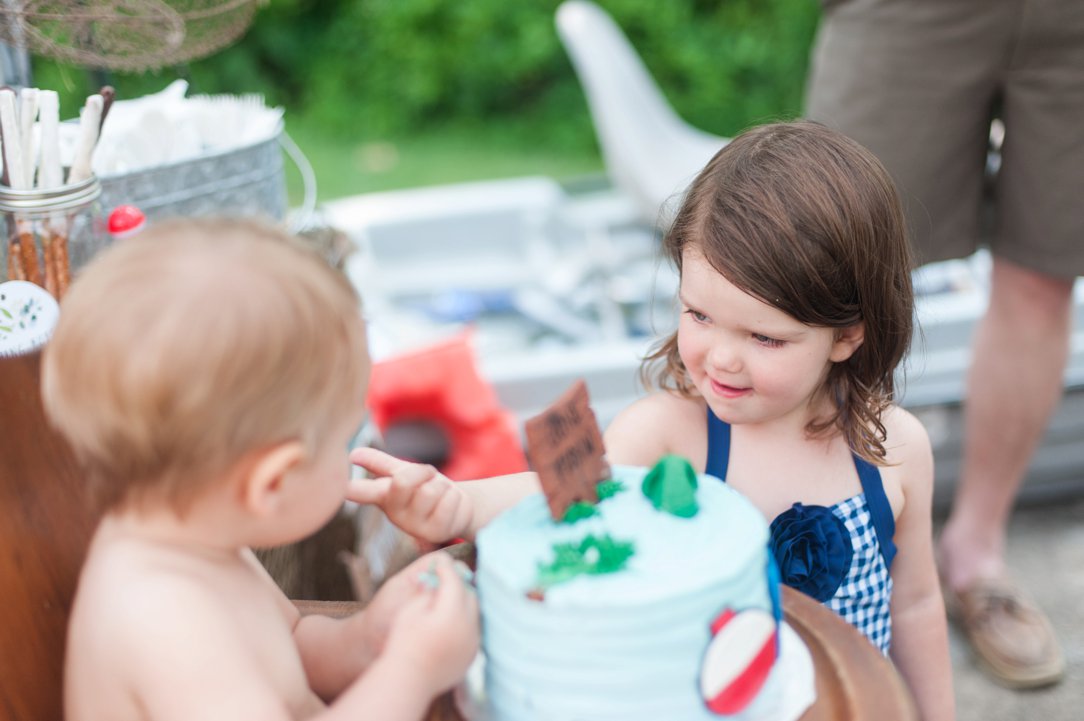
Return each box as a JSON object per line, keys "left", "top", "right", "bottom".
{"left": 321, "top": 557, "right": 480, "bottom": 719}
{"left": 293, "top": 551, "right": 462, "bottom": 700}
{"left": 348, "top": 447, "right": 538, "bottom": 542}
{"left": 884, "top": 409, "right": 956, "bottom": 721}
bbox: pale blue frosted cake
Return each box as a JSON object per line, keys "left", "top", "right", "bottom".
{"left": 475, "top": 460, "right": 787, "bottom": 720}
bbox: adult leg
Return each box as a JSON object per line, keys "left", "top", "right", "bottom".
{"left": 937, "top": 258, "right": 1070, "bottom": 686}
{"left": 937, "top": 259, "right": 1073, "bottom": 585}
{"left": 936, "top": 0, "right": 1084, "bottom": 686}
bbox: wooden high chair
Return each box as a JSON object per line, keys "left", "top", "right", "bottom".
{"left": 0, "top": 350, "right": 97, "bottom": 721}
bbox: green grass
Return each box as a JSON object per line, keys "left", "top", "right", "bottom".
{"left": 281, "top": 118, "right": 606, "bottom": 205}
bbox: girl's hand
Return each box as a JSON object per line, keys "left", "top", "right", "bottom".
{"left": 380, "top": 554, "right": 480, "bottom": 694}
{"left": 348, "top": 447, "right": 474, "bottom": 544}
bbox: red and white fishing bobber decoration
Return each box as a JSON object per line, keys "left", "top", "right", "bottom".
{"left": 107, "top": 205, "right": 146, "bottom": 239}
{"left": 699, "top": 606, "right": 779, "bottom": 715}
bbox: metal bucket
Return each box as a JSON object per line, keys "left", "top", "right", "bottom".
{"left": 97, "top": 129, "right": 287, "bottom": 224}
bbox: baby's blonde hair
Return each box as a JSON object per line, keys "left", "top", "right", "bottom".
{"left": 42, "top": 217, "right": 368, "bottom": 514}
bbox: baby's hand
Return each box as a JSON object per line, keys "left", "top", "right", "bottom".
{"left": 381, "top": 554, "right": 480, "bottom": 694}
{"left": 348, "top": 447, "right": 473, "bottom": 544}
{"left": 357, "top": 552, "right": 454, "bottom": 658}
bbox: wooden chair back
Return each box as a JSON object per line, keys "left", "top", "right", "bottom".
{"left": 0, "top": 350, "right": 99, "bottom": 721}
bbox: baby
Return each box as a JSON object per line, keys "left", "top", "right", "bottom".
{"left": 42, "top": 218, "right": 478, "bottom": 721}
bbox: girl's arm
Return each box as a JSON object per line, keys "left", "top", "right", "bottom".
{"left": 884, "top": 408, "right": 956, "bottom": 721}
{"left": 348, "top": 447, "right": 538, "bottom": 542}
{"left": 348, "top": 390, "right": 702, "bottom": 543}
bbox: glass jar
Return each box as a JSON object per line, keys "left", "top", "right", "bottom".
{"left": 0, "top": 176, "right": 106, "bottom": 300}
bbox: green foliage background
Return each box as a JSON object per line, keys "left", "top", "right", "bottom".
{"left": 30, "top": 0, "right": 820, "bottom": 199}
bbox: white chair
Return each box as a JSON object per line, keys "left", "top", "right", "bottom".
{"left": 555, "top": 0, "right": 728, "bottom": 228}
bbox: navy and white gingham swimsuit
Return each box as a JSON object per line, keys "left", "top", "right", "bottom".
{"left": 706, "top": 410, "right": 896, "bottom": 654}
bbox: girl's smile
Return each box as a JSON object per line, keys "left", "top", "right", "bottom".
{"left": 709, "top": 379, "right": 751, "bottom": 399}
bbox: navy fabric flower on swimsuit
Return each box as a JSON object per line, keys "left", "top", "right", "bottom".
{"left": 768, "top": 502, "right": 854, "bottom": 603}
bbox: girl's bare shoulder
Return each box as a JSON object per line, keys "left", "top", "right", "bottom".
{"left": 603, "top": 391, "right": 706, "bottom": 467}
{"left": 881, "top": 405, "right": 932, "bottom": 463}
{"left": 879, "top": 404, "right": 934, "bottom": 501}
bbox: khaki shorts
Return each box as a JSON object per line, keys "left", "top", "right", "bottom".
{"left": 806, "top": 0, "right": 1084, "bottom": 277}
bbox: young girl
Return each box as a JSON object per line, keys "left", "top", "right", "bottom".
{"left": 351, "top": 121, "right": 954, "bottom": 721}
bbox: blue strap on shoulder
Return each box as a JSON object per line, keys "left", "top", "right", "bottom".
{"left": 853, "top": 455, "right": 897, "bottom": 570}
{"left": 705, "top": 407, "right": 730, "bottom": 482}
{"left": 708, "top": 405, "right": 897, "bottom": 571}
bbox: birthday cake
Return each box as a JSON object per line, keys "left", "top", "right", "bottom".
{"left": 474, "top": 453, "right": 815, "bottom": 720}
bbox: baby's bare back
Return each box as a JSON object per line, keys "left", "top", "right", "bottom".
{"left": 66, "top": 521, "right": 324, "bottom": 721}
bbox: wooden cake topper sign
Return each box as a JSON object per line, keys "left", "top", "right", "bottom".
{"left": 524, "top": 379, "right": 611, "bottom": 520}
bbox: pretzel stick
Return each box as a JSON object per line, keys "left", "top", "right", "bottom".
{"left": 0, "top": 91, "right": 24, "bottom": 187}
{"left": 50, "top": 95, "right": 103, "bottom": 299}
{"left": 17, "top": 89, "right": 42, "bottom": 286}
{"left": 49, "top": 94, "right": 103, "bottom": 297}
{"left": 47, "top": 236, "right": 67, "bottom": 297}
{"left": 17, "top": 229, "right": 39, "bottom": 285}
{"left": 38, "top": 90, "right": 63, "bottom": 297}
{"left": 98, "top": 86, "right": 114, "bottom": 136}
{"left": 41, "top": 239, "right": 55, "bottom": 296}
{"left": 18, "top": 88, "right": 37, "bottom": 190}
{"left": 66, "top": 96, "right": 102, "bottom": 186}
{"left": 0, "top": 85, "right": 10, "bottom": 189}
{"left": 0, "top": 89, "right": 40, "bottom": 286}
{"left": 7, "top": 234, "right": 25, "bottom": 281}
{"left": 0, "top": 90, "right": 22, "bottom": 283}
{"left": 52, "top": 231, "right": 69, "bottom": 298}
{"left": 65, "top": 94, "right": 103, "bottom": 297}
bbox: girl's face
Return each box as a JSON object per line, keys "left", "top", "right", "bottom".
{"left": 677, "top": 248, "right": 863, "bottom": 429}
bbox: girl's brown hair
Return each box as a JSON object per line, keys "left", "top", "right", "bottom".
{"left": 644, "top": 121, "right": 914, "bottom": 464}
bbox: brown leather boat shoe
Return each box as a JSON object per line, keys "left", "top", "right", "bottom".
{"left": 944, "top": 575, "right": 1065, "bottom": 689}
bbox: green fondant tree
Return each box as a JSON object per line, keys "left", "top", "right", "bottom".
{"left": 641, "top": 454, "right": 700, "bottom": 518}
